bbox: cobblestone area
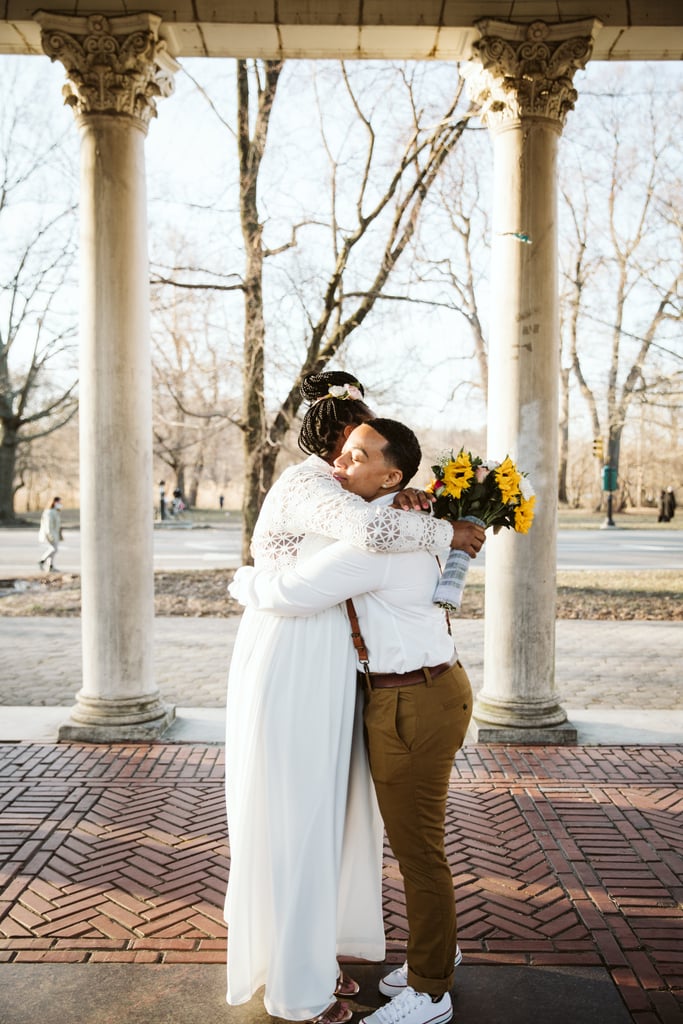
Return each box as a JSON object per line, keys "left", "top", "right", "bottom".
{"left": 1, "top": 617, "right": 681, "bottom": 710}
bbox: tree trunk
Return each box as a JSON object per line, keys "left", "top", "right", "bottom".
{"left": 607, "top": 428, "right": 623, "bottom": 512}
{"left": 0, "top": 422, "right": 19, "bottom": 521}
{"left": 236, "top": 59, "right": 283, "bottom": 563}
{"left": 557, "top": 365, "right": 570, "bottom": 504}
{"left": 242, "top": 440, "right": 280, "bottom": 563}
{"left": 188, "top": 467, "right": 202, "bottom": 509}
{"left": 240, "top": 234, "right": 267, "bottom": 558}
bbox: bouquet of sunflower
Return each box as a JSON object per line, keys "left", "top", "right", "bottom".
{"left": 427, "top": 449, "right": 535, "bottom": 610}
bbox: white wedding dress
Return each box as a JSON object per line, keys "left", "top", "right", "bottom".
{"left": 225, "top": 456, "right": 452, "bottom": 1020}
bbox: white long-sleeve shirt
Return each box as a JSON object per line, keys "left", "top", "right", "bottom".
{"left": 231, "top": 496, "right": 456, "bottom": 674}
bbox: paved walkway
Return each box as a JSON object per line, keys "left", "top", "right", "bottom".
{"left": 2, "top": 617, "right": 682, "bottom": 745}
{"left": 0, "top": 616, "right": 682, "bottom": 1023}
{"left": 2, "top": 617, "right": 682, "bottom": 710}
{"left": 0, "top": 743, "right": 681, "bottom": 1023}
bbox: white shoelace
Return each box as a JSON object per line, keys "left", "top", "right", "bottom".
{"left": 373, "top": 988, "right": 437, "bottom": 1024}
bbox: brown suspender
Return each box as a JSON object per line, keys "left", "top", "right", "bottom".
{"left": 345, "top": 598, "right": 371, "bottom": 685}
{"left": 346, "top": 596, "right": 453, "bottom": 690}
{"left": 435, "top": 556, "right": 452, "bottom": 635}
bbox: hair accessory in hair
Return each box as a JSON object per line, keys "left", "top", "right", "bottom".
{"left": 324, "top": 384, "right": 363, "bottom": 402}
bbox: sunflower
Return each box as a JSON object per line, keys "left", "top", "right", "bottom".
{"left": 495, "top": 456, "right": 522, "bottom": 504}
{"left": 442, "top": 451, "right": 474, "bottom": 499}
{"left": 514, "top": 495, "right": 536, "bottom": 534}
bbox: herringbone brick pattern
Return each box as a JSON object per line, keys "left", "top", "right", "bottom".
{"left": 0, "top": 743, "right": 681, "bottom": 1023}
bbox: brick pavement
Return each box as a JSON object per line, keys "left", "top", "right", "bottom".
{"left": 0, "top": 742, "right": 681, "bottom": 1023}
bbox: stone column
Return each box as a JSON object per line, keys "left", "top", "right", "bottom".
{"left": 36, "top": 13, "right": 179, "bottom": 741}
{"left": 463, "top": 19, "right": 599, "bottom": 743}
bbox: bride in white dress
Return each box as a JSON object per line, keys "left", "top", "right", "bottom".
{"left": 225, "top": 372, "right": 454, "bottom": 1023}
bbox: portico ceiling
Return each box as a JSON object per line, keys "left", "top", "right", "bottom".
{"left": 3, "top": 1, "right": 683, "bottom": 60}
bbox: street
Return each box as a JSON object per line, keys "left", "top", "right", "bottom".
{"left": 1, "top": 524, "right": 682, "bottom": 575}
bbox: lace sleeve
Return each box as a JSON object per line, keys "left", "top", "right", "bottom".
{"left": 251, "top": 459, "right": 452, "bottom": 565}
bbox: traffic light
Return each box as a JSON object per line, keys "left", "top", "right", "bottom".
{"left": 592, "top": 438, "right": 603, "bottom": 460}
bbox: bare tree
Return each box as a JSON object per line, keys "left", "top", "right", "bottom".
{"left": 399, "top": 140, "right": 491, "bottom": 421}
{"left": 559, "top": 67, "right": 682, "bottom": 508}
{"left": 150, "top": 274, "right": 242, "bottom": 507}
{"left": 0, "top": 61, "right": 79, "bottom": 520}
{"left": 235, "top": 59, "right": 283, "bottom": 552}
{"left": 147, "top": 61, "right": 681, "bottom": 534}
{"left": 244, "top": 63, "right": 477, "bottom": 556}
{"left": 13, "top": 414, "right": 80, "bottom": 513}
{"left": 558, "top": 177, "right": 602, "bottom": 505}
{"left": 154, "top": 61, "right": 475, "bottom": 559}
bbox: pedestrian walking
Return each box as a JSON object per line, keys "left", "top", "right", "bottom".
{"left": 171, "top": 488, "right": 185, "bottom": 517}
{"left": 664, "top": 486, "right": 676, "bottom": 521}
{"left": 38, "top": 497, "right": 63, "bottom": 572}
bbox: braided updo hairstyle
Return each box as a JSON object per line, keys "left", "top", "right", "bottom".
{"left": 298, "top": 371, "right": 374, "bottom": 460}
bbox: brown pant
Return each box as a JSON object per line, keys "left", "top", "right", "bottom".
{"left": 363, "top": 661, "right": 473, "bottom": 996}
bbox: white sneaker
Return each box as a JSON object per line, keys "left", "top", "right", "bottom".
{"left": 361, "top": 987, "right": 452, "bottom": 1024}
{"left": 379, "top": 947, "right": 462, "bottom": 997}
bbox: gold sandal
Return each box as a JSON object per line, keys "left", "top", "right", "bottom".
{"left": 335, "top": 970, "right": 360, "bottom": 998}
{"left": 309, "top": 999, "right": 353, "bottom": 1024}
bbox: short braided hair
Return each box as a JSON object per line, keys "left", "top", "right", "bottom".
{"left": 298, "top": 371, "right": 374, "bottom": 460}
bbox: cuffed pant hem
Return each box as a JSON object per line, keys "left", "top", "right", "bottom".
{"left": 406, "top": 968, "right": 454, "bottom": 997}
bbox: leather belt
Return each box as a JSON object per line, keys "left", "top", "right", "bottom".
{"left": 361, "top": 660, "right": 452, "bottom": 690}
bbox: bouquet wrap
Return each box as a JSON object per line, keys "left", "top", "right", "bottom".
{"left": 433, "top": 515, "right": 485, "bottom": 611}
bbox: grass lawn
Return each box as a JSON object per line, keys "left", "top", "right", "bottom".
{"left": 1, "top": 565, "right": 680, "bottom": 620}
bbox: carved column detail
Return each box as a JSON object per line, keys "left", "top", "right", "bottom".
{"left": 36, "top": 12, "right": 179, "bottom": 130}
{"left": 464, "top": 19, "right": 600, "bottom": 130}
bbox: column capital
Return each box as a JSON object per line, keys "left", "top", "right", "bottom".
{"left": 35, "top": 11, "right": 179, "bottom": 130}
{"left": 464, "top": 18, "right": 601, "bottom": 130}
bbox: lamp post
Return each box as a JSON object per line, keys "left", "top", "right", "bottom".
{"left": 602, "top": 466, "right": 617, "bottom": 527}
{"left": 602, "top": 436, "right": 618, "bottom": 528}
